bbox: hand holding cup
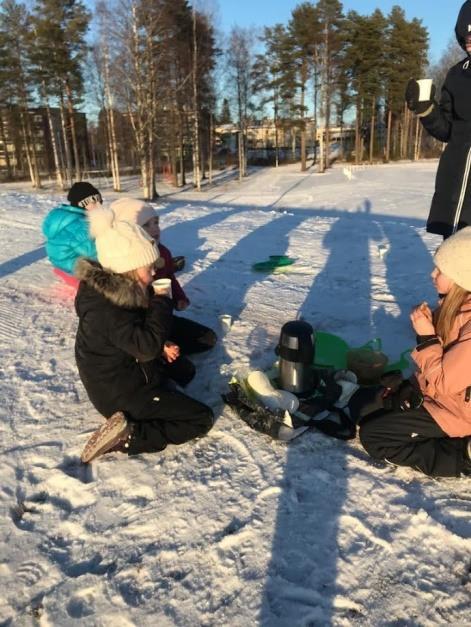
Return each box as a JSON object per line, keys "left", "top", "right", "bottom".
{"left": 152, "top": 278, "right": 172, "bottom": 298}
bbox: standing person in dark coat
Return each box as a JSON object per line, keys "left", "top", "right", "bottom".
{"left": 75, "top": 208, "right": 213, "bottom": 463}
{"left": 406, "top": 0, "right": 471, "bottom": 239}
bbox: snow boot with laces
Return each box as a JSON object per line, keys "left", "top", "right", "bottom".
{"left": 81, "top": 412, "right": 132, "bottom": 463}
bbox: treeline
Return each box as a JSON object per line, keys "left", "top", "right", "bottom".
{"left": 249, "top": 1, "right": 429, "bottom": 172}
{"left": 0, "top": 0, "right": 445, "bottom": 198}
{"left": 0, "top": 0, "right": 217, "bottom": 197}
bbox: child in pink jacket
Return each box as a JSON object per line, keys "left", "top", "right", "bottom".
{"left": 359, "top": 228, "right": 471, "bottom": 477}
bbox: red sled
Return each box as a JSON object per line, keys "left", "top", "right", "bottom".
{"left": 53, "top": 268, "right": 80, "bottom": 289}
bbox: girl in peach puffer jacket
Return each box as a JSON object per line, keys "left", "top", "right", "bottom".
{"left": 359, "top": 228, "right": 471, "bottom": 477}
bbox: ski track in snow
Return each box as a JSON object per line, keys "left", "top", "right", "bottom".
{"left": 0, "top": 162, "right": 470, "bottom": 626}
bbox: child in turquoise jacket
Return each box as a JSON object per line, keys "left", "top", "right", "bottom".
{"left": 42, "top": 182, "right": 102, "bottom": 275}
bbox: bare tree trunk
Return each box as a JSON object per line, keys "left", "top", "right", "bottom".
{"left": 192, "top": 8, "right": 201, "bottom": 190}
{"left": 416, "top": 123, "right": 423, "bottom": 161}
{"left": 19, "top": 110, "right": 35, "bottom": 186}
{"left": 179, "top": 127, "right": 186, "bottom": 186}
{"left": 274, "top": 100, "right": 279, "bottom": 168}
{"left": 20, "top": 107, "right": 41, "bottom": 188}
{"left": 170, "top": 110, "right": 179, "bottom": 188}
{"left": 413, "top": 116, "right": 419, "bottom": 161}
{"left": 238, "top": 130, "right": 243, "bottom": 181}
{"left": 312, "top": 58, "right": 319, "bottom": 167}
{"left": 355, "top": 102, "right": 361, "bottom": 166}
{"left": 59, "top": 94, "right": 73, "bottom": 185}
{"left": 319, "top": 128, "right": 325, "bottom": 173}
{"left": 385, "top": 109, "right": 392, "bottom": 163}
{"left": 64, "top": 81, "right": 81, "bottom": 181}
{"left": 42, "top": 83, "right": 65, "bottom": 189}
{"left": 322, "top": 22, "right": 331, "bottom": 172}
{"left": 0, "top": 112, "right": 13, "bottom": 180}
{"left": 300, "top": 65, "right": 307, "bottom": 172}
{"left": 208, "top": 111, "right": 213, "bottom": 185}
{"left": 369, "top": 97, "right": 375, "bottom": 165}
{"left": 102, "top": 42, "right": 121, "bottom": 191}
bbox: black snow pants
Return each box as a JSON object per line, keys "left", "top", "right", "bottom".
{"left": 160, "top": 317, "right": 216, "bottom": 387}
{"left": 126, "top": 388, "right": 214, "bottom": 455}
{"left": 170, "top": 315, "right": 217, "bottom": 355}
{"left": 359, "top": 406, "right": 468, "bottom": 477}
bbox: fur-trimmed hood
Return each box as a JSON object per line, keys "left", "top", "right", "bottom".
{"left": 75, "top": 258, "right": 149, "bottom": 309}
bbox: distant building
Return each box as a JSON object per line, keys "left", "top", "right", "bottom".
{"left": 0, "top": 106, "right": 89, "bottom": 180}
{"left": 215, "top": 119, "right": 355, "bottom": 164}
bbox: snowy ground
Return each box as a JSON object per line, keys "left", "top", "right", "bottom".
{"left": 0, "top": 162, "right": 470, "bottom": 626}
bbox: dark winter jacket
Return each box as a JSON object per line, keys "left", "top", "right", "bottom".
{"left": 420, "top": 1, "right": 471, "bottom": 237}
{"left": 74, "top": 258, "right": 173, "bottom": 418}
{"left": 154, "top": 243, "right": 188, "bottom": 306}
{"left": 42, "top": 204, "right": 97, "bottom": 274}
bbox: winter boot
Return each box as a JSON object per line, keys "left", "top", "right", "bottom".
{"left": 222, "top": 383, "right": 307, "bottom": 440}
{"left": 81, "top": 412, "right": 132, "bottom": 463}
{"left": 247, "top": 370, "right": 299, "bottom": 413}
{"left": 333, "top": 369, "right": 360, "bottom": 408}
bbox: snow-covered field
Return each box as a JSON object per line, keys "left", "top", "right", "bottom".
{"left": 1, "top": 162, "right": 470, "bottom": 626}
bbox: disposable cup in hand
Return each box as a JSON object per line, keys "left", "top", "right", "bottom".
{"left": 152, "top": 278, "right": 172, "bottom": 298}
{"left": 219, "top": 314, "right": 232, "bottom": 332}
{"left": 417, "top": 79, "right": 433, "bottom": 102}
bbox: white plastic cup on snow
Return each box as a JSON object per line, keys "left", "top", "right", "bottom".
{"left": 417, "top": 79, "right": 433, "bottom": 102}
{"left": 219, "top": 314, "right": 232, "bottom": 332}
{"left": 152, "top": 278, "right": 172, "bottom": 298}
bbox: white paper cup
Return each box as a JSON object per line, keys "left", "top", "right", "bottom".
{"left": 152, "top": 278, "right": 172, "bottom": 298}
{"left": 417, "top": 79, "right": 433, "bottom": 102}
{"left": 219, "top": 314, "right": 232, "bottom": 332}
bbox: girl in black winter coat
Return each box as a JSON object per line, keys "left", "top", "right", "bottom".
{"left": 76, "top": 208, "right": 213, "bottom": 463}
{"left": 406, "top": 0, "right": 471, "bottom": 239}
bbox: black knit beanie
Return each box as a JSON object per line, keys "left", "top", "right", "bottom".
{"left": 67, "top": 182, "right": 102, "bottom": 208}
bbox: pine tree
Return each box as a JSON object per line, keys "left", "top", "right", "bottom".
{"left": 383, "top": 6, "right": 428, "bottom": 161}
{"left": 0, "top": 0, "right": 41, "bottom": 187}
{"left": 31, "top": 0, "right": 91, "bottom": 183}
{"left": 288, "top": 3, "right": 321, "bottom": 171}
{"left": 219, "top": 98, "right": 232, "bottom": 124}
{"left": 343, "top": 9, "right": 387, "bottom": 163}
{"left": 253, "top": 24, "right": 290, "bottom": 167}
{"left": 316, "top": 0, "right": 344, "bottom": 172}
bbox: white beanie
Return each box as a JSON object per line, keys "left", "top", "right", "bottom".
{"left": 110, "top": 197, "right": 157, "bottom": 227}
{"left": 434, "top": 226, "right": 471, "bottom": 291}
{"left": 89, "top": 208, "right": 158, "bottom": 273}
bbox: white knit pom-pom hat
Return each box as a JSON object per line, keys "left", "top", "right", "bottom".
{"left": 89, "top": 207, "right": 158, "bottom": 273}
{"left": 110, "top": 197, "right": 157, "bottom": 227}
{"left": 434, "top": 226, "right": 471, "bottom": 291}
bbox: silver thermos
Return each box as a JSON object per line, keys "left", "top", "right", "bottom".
{"left": 277, "top": 320, "right": 316, "bottom": 395}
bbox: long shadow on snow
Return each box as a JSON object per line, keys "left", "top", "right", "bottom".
{"left": 0, "top": 245, "right": 46, "bottom": 280}
{"left": 155, "top": 195, "right": 438, "bottom": 623}
{"left": 178, "top": 210, "right": 312, "bottom": 408}
{"left": 260, "top": 202, "right": 436, "bottom": 625}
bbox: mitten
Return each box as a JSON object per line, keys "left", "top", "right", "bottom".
{"left": 405, "top": 79, "right": 436, "bottom": 117}
{"left": 393, "top": 379, "right": 424, "bottom": 411}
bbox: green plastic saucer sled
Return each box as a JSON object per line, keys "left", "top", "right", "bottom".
{"left": 252, "top": 255, "right": 296, "bottom": 272}
{"left": 313, "top": 331, "right": 411, "bottom": 374}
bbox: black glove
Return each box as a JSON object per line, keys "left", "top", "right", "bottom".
{"left": 391, "top": 379, "right": 424, "bottom": 412}
{"left": 405, "top": 79, "right": 436, "bottom": 116}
